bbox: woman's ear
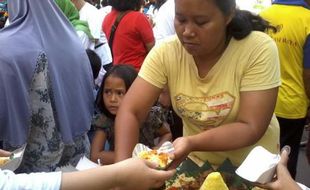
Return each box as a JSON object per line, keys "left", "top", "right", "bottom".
{"left": 225, "top": 9, "right": 235, "bottom": 25}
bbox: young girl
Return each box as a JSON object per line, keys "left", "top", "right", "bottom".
{"left": 90, "top": 64, "right": 172, "bottom": 165}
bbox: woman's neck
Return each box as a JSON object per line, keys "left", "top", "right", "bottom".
{"left": 193, "top": 36, "right": 231, "bottom": 78}
{"left": 72, "top": 0, "right": 85, "bottom": 11}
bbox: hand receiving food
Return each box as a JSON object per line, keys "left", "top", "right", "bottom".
{"left": 0, "top": 149, "right": 12, "bottom": 166}
{"left": 138, "top": 150, "right": 173, "bottom": 169}
{"left": 115, "top": 157, "right": 176, "bottom": 190}
{"left": 255, "top": 146, "right": 302, "bottom": 190}
{"left": 134, "top": 142, "right": 175, "bottom": 170}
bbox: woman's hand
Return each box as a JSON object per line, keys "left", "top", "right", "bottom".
{"left": 61, "top": 157, "right": 175, "bottom": 190}
{"left": 169, "top": 137, "right": 192, "bottom": 169}
{"left": 256, "top": 146, "right": 301, "bottom": 190}
{"left": 0, "top": 149, "right": 12, "bottom": 157}
{"left": 115, "top": 158, "right": 176, "bottom": 190}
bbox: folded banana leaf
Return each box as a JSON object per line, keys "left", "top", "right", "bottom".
{"left": 163, "top": 158, "right": 254, "bottom": 190}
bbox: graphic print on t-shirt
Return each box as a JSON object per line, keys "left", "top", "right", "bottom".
{"left": 175, "top": 92, "right": 235, "bottom": 130}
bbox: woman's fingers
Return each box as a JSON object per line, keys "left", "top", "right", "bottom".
{"left": 144, "top": 159, "right": 159, "bottom": 169}
{"left": 0, "top": 149, "right": 12, "bottom": 157}
{"left": 279, "top": 145, "right": 290, "bottom": 166}
{"left": 151, "top": 169, "right": 176, "bottom": 188}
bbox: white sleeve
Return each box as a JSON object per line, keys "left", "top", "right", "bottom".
{"left": 88, "top": 14, "right": 101, "bottom": 40}
{"left": 0, "top": 169, "right": 62, "bottom": 190}
{"left": 77, "top": 31, "right": 95, "bottom": 50}
{"left": 80, "top": 4, "right": 101, "bottom": 40}
{"left": 153, "top": 0, "right": 175, "bottom": 42}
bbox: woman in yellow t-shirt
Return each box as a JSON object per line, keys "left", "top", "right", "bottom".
{"left": 114, "top": 0, "right": 281, "bottom": 168}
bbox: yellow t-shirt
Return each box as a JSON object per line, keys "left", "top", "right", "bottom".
{"left": 260, "top": 5, "right": 310, "bottom": 118}
{"left": 139, "top": 31, "right": 280, "bottom": 166}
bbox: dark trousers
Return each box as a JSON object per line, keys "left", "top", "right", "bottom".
{"left": 277, "top": 117, "right": 306, "bottom": 179}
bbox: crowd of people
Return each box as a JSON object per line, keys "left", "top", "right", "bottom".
{"left": 0, "top": 0, "right": 309, "bottom": 189}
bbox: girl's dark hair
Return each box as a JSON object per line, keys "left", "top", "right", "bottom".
{"left": 109, "top": 0, "right": 142, "bottom": 11}
{"left": 95, "top": 64, "right": 138, "bottom": 118}
{"left": 214, "top": 0, "right": 276, "bottom": 40}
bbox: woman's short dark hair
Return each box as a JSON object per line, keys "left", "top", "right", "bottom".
{"left": 109, "top": 0, "right": 142, "bottom": 11}
{"left": 213, "top": 0, "right": 275, "bottom": 40}
{"left": 86, "top": 49, "right": 102, "bottom": 79}
{"left": 101, "top": 0, "right": 110, "bottom": 7}
{"left": 154, "top": 0, "right": 167, "bottom": 11}
{"left": 95, "top": 64, "right": 138, "bottom": 118}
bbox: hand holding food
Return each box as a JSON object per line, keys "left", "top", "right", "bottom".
{"left": 0, "top": 147, "right": 25, "bottom": 171}
{"left": 169, "top": 137, "right": 192, "bottom": 169}
{"left": 0, "top": 149, "right": 12, "bottom": 167}
{"left": 255, "top": 146, "right": 302, "bottom": 190}
{"left": 113, "top": 157, "right": 176, "bottom": 190}
{"left": 133, "top": 142, "right": 174, "bottom": 170}
{"left": 0, "top": 156, "right": 10, "bottom": 166}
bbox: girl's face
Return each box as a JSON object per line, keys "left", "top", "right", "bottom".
{"left": 174, "top": 0, "right": 233, "bottom": 59}
{"left": 103, "top": 75, "right": 127, "bottom": 115}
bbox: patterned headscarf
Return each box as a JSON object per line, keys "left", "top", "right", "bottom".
{"left": 0, "top": 0, "right": 94, "bottom": 146}
{"left": 55, "top": 0, "right": 93, "bottom": 39}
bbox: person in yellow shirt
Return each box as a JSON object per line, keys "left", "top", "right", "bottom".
{"left": 260, "top": 0, "right": 310, "bottom": 178}
{"left": 113, "top": 0, "right": 281, "bottom": 168}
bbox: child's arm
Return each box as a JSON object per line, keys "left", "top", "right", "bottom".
{"left": 90, "top": 130, "right": 115, "bottom": 165}
{"left": 154, "top": 122, "right": 172, "bottom": 149}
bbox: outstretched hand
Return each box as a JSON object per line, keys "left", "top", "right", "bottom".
{"left": 168, "top": 137, "right": 192, "bottom": 169}
{"left": 0, "top": 149, "right": 11, "bottom": 157}
{"left": 256, "top": 146, "right": 301, "bottom": 190}
{"left": 115, "top": 157, "right": 176, "bottom": 190}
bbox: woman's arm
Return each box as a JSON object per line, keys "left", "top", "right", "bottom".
{"left": 114, "top": 77, "right": 162, "bottom": 162}
{"left": 61, "top": 157, "right": 175, "bottom": 190}
{"left": 0, "top": 150, "right": 175, "bottom": 190}
{"left": 0, "top": 149, "right": 11, "bottom": 157}
{"left": 90, "top": 130, "right": 115, "bottom": 165}
{"left": 172, "top": 88, "right": 279, "bottom": 167}
{"left": 193, "top": 88, "right": 278, "bottom": 150}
